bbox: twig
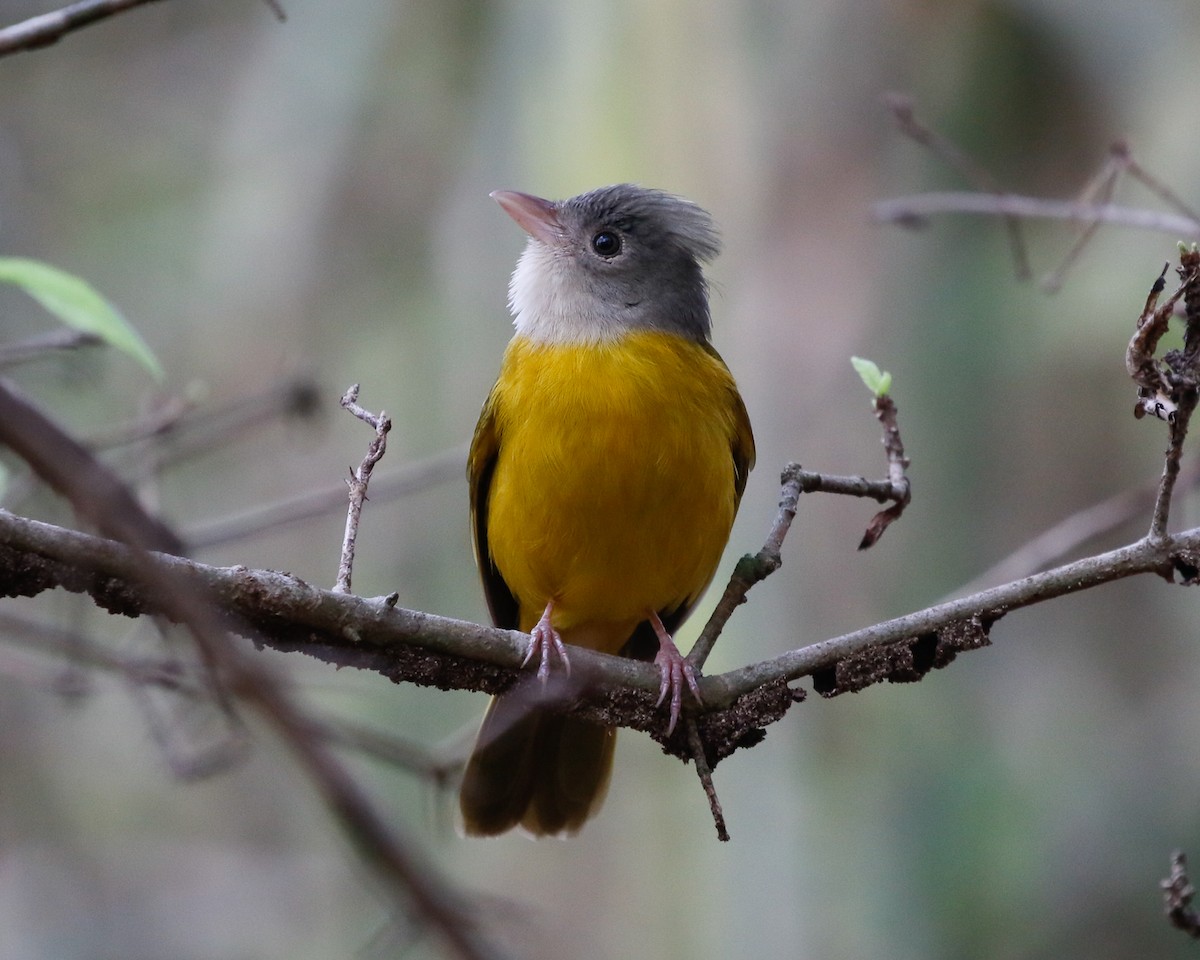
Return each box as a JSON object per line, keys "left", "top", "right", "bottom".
{"left": 120, "top": 377, "right": 321, "bottom": 472}
{"left": 1163, "top": 850, "right": 1200, "bottom": 939}
{"left": 685, "top": 716, "right": 728, "bottom": 841}
{"left": 883, "top": 92, "right": 1030, "bottom": 279}
{"left": 688, "top": 464, "right": 804, "bottom": 670}
{"left": 678, "top": 463, "right": 807, "bottom": 838}
{"left": 879, "top": 100, "right": 1200, "bottom": 290}
{"left": 182, "top": 443, "right": 467, "bottom": 551}
{"left": 1125, "top": 154, "right": 1200, "bottom": 226}
{"left": 320, "top": 717, "right": 463, "bottom": 784}
{"left": 689, "top": 392, "right": 910, "bottom": 669}
{"left": 260, "top": 0, "right": 287, "bottom": 21}
{"left": 0, "top": 609, "right": 201, "bottom": 694}
{"left": 0, "top": 0, "right": 166, "bottom": 55}
{"left": 334, "top": 385, "right": 391, "bottom": 594}
{"left": 3, "top": 378, "right": 318, "bottom": 515}
{"left": 858, "top": 392, "right": 911, "bottom": 549}
{"left": 947, "top": 473, "right": 1195, "bottom": 597}
{"left": 84, "top": 394, "right": 192, "bottom": 450}
{"left": 871, "top": 193, "right": 1200, "bottom": 238}
{"left": 0, "top": 607, "right": 460, "bottom": 780}
{"left": 0, "top": 329, "right": 104, "bottom": 368}
{"left": 1041, "top": 142, "right": 1127, "bottom": 292}
{"left": 0, "top": 0, "right": 285, "bottom": 56}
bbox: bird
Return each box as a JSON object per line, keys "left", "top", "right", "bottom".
{"left": 459, "top": 183, "right": 755, "bottom": 837}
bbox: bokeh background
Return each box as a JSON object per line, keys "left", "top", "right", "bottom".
{"left": 2, "top": 0, "right": 1200, "bottom": 957}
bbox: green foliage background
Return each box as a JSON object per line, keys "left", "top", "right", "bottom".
{"left": 2, "top": 1, "right": 1200, "bottom": 957}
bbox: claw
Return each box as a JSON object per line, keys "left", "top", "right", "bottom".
{"left": 649, "top": 611, "right": 702, "bottom": 735}
{"left": 522, "top": 601, "right": 570, "bottom": 683}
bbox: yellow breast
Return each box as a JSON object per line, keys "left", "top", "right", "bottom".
{"left": 482, "top": 330, "right": 747, "bottom": 651}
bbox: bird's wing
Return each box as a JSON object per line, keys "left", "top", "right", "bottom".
{"left": 468, "top": 389, "right": 520, "bottom": 630}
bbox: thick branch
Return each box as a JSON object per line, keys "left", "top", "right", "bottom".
{"left": 707, "top": 532, "right": 1197, "bottom": 702}
{"left": 4, "top": 508, "right": 1199, "bottom": 762}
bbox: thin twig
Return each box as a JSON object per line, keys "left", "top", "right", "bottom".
{"left": 320, "top": 717, "right": 462, "bottom": 784}
{"left": 685, "top": 716, "right": 728, "bottom": 841}
{"left": 0, "top": 0, "right": 285, "bottom": 56}
{"left": 118, "top": 377, "right": 321, "bottom": 468}
{"left": 0, "top": 329, "right": 104, "bottom": 368}
{"left": 259, "top": 0, "right": 287, "bottom": 21}
{"left": 0, "top": 609, "right": 201, "bottom": 694}
{"left": 1041, "top": 143, "right": 1127, "bottom": 292}
{"left": 872, "top": 193, "right": 1200, "bottom": 238}
{"left": 183, "top": 443, "right": 467, "bottom": 551}
{"left": 0, "top": 607, "right": 463, "bottom": 782}
{"left": 858, "top": 393, "right": 911, "bottom": 549}
{"left": 85, "top": 394, "right": 192, "bottom": 449}
{"left": 688, "top": 389, "right": 911, "bottom": 671}
{"left": 688, "top": 464, "right": 804, "bottom": 670}
{"left": 1125, "top": 151, "right": 1200, "bottom": 228}
{"left": 946, "top": 472, "right": 1200, "bottom": 597}
{"left": 0, "top": 0, "right": 166, "bottom": 55}
{"left": 883, "top": 92, "right": 1031, "bottom": 279}
{"left": 334, "top": 385, "right": 391, "bottom": 594}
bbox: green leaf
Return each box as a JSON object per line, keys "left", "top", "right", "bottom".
{"left": 0, "top": 257, "right": 163, "bottom": 380}
{"left": 850, "top": 356, "right": 892, "bottom": 397}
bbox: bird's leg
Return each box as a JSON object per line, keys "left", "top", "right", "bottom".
{"left": 649, "top": 611, "right": 702, "bottom": 735}
{"left": 522, "top": 600, "right": 570, "bottom": 683}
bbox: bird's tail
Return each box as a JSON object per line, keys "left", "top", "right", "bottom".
{"left": 459, "top": 685, "right": 616, "bottom": 837}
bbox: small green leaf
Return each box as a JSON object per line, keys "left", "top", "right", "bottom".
{"left": 850, "top": 356, "right": 892, "bottom": 397}
{"left": 0, "top": 257, "right": 163, "bottom": 380}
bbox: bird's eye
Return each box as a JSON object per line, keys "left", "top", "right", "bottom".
{"left": 591, "top": 231, "right": 622, "bottom": 257}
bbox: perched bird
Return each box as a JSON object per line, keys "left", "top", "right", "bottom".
{"left": 459, "top": 184, "right": 755, "bottom": 836}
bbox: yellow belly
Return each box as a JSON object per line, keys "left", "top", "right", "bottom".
{"left": 485, "top": 331, "right": 743, "bottom": 651}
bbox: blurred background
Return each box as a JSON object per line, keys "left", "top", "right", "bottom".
{"left": 2, "top": 0, "right": 1200, "bottom": 957}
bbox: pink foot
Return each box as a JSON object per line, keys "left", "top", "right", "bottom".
{"left": 522, "top": 601, "right": 570, "bottom": 683}
{"left": 649, "top": 612, "right": 702, "bottom": 735}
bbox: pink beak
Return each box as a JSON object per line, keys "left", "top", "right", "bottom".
{"left": 491, "top": 190, "right": 562, "bottom": 244}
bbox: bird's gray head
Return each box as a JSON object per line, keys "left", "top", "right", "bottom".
{"left": 493, "top": 184, "right": 721, "bottom": 344}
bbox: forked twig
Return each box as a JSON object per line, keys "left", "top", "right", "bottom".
{"left": 877, "top": 95, "right": 1200, "bottom": 290}
{"left": 883, "top": 92, "right": 1030, "bottom": 279}
{"left": 334, "top": 385, "right": 391, "bottom": 594}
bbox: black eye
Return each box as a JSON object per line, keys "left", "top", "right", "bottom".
{"left": 591, "top": 231, "right": 622, "bottom": 257}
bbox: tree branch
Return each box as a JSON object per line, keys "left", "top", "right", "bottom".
{"left": 0, "top": 378, "right": 506, "bottom": 960}
{"left": 872, "top": 192, "right": 1200, "bottom": 238}
{"left": 0, "top": 0, "right": 167, "bottom": 55}
{"left": 0, "top": 0, "right": 285, "bottom": 57}
{"left": 5, "top": 506, "right": 1199, "bottom": 759}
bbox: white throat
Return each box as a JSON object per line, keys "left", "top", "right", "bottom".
{"left": 508, "top": 241, "right": 624, "bottom": 344}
